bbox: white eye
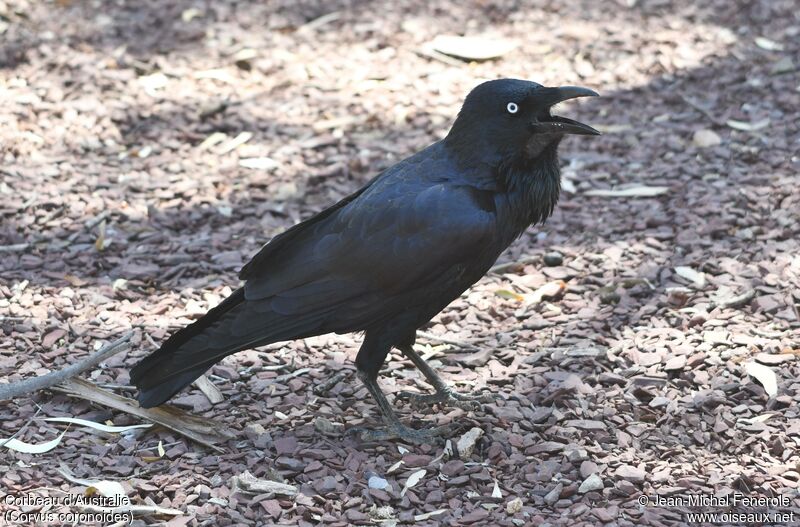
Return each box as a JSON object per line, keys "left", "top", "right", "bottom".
{"left": 506, "top": 102, "right": 519, "bottom": 114}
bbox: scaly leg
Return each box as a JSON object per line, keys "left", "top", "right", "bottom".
{"left": 347, "top": 370, "right": 457, "bottom": 444}
{"left": 396, "top": 345, "right": 493, "bottom": 411}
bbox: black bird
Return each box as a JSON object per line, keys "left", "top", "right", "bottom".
{"left": 131, "top": 78, "right": 599, "bottom": 443}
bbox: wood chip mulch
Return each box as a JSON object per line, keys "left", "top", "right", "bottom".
{"left": 1, "top": 0, "right": 799, "bottom": 525}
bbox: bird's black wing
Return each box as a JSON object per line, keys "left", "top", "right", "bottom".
{"left": 131, "top": 149, "right": 495, "bottom": 406}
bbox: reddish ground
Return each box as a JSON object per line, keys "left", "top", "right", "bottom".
{"left": 1, "top": 0, "right": 799, "bottom": 525}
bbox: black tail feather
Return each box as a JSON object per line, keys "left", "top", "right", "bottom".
{"left": 131, "top": 288, "right": 248, "bottom": 407}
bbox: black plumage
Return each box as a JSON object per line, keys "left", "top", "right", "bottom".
{"left": 130, "top": 78, "right": 599, "bottom": 442}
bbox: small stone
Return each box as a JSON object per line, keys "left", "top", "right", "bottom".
{"left": 314, "top": 417, "right": 344, "bottom": 435}
{"left": 527, "top": 441, "right": 565, "bottom": 455}
{"left": 441, "top": 460, "right": 465, "bottom": 477}
{"left": 578, "top": 473, "right": 604, "bottom": 493}
{"left": 274, "top": 436, "right": 297, "bottom": 455}
{"left": 664, "top": 355, "right": 687, "bottom": 371}
{"left": 368, "top": 476, "right": 390, "bottom": 491}
{"left": 692, "top": 129, "right": 721, "bottom": 148}
{"left": 649, "top": 396, "right": 670, "bottom": 408}
{"left": 456, "top": 427, "right": 484, "bottom": 458}
{"left": 314, "top": 475, "right": 338, "bottom": 494}
{"left": 544, "top": 483, "right": 563, "bottom": 506}
{"left": 506, "top": 497, "right": 523, "bottom": 514}
{"left": 543, "top": 252, "right": 563, "bottom": 266}
{"left": 614, "top": 464, "right": 645, "bottom": 483}
{"left": 580, "top": 461, "right": 599, "bottom": 479}
{"left": 755, "top": 352, "right": 795, "bottom": 365}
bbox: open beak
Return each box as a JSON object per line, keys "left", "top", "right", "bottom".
{"left": 529, "top": 86, "right": 600, "bottom": 136}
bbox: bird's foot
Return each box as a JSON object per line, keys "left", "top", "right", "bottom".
{"left": 396, "top": 387, "right": 494, "bottom": 412}
{"left": 347, "top": 422, "right": 458, "bottom": 444}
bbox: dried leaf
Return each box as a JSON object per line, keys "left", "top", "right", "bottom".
{"left": 386, "top": 460, "right": 404, "bottom": 474}
{"left": 584, "top": 185, "right": 669, "bottom": 197}
{"left": 157, "top": 440, "right": 165, "bottom": 457}
{"left": 239, "top": 157, "right": 279, "bottom": 171}
{"left": 233, "top": 470, "right": 298, "bottom": 496}
{"left": 216, "top": 131, "right": 253, "bottom": 155}
{"left": 58, "top": 465, "right": 127, "bottom": 499}
{"left": 674, "top": 266, "right": 707, "bottom": 288}
{"left": 726, "top": 118, "right": 770, "bottom": 132}
{"left": 193, "top": 375, "right": 224, "bottom": 404}
{"left": 523, "top": 280, "right": 566, "bottom": 306}
{"left": 491, "top": 480, "right": 502, "bottom": 498}
{"left": 430, "top": 35, "right": 518, "bottom": 61}
{"left": 744, "top": 362, "right": 778, "bottom": 397}
{"left": 52, "top": 378, "right": 234, "bottom": 451}
{"left": 401, "top": 469, "right": 426, "bottom": 497}
{"left": 754, "top": 37, "right": 783, "bottom": 51}
{"left": 414, "top": 509, "right": 448, "bottom": 521}
{"left": 1, "top": 431, "right": 66, "bottom": 454}
{"left": 494, "top": 289, "right": 524, "bottom": 302}
{"left": 94, "top": 219, "right": 106, "bottom": 251}
{"left": 43, "top": 417, "right": 152, "bottom": 433}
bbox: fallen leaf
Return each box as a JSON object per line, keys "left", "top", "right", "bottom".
{"left": 754, "top": 37, "right": 784, "bottom": 51}
{"left": 726, "top": 118, "right": 770, "bottom": 132}
{"left": 491, "top": 480, "right": 502, "bottom": 498}
{"left": 239, "top": 157, "right": 279, "bottom": 171}
{"left": 58, "top": 465, "right": 127, "bottom": 499}
{"left": 216, "top": 131, "right": 253, "bottom": 155}
{"left": 414, "top": 509, "right": 448, "bottom": 521}
{"left": 232, "top": 470, "right": 298, "bottom": 496}
{"left": 43, "top": 417, "right": 152, "bottom": 433}
{"left": 494, "top": 289, "right": 524, "bottom": 302}
{"left": 387, "top": 460, "right": 404, "bottom": 474}
{"left": 1, "top": 431, "right": 66, "bottom": 454}
{"left": 674, "top": 266, "right": 707, "bottom": 288}
{"left": 401, "top": 469, "right": 426, "bottom": 497}
{"left": 583, "top": 185, "right": 669, "bottom": 197}
{"left": 744, "top": 362, "right": 778, "bottom": 397}
{"left": 430, "top": 35, "right": 518, "bottom": 61}
{"left": 523, "top": 280, "right": 566, "bottom": 306}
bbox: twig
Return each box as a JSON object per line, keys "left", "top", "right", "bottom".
{"left": 713, "top": 289, "right": 757, "bottom": 310}
{"left": 313, "top": 371, "right": 348, "bottom": 396}
{"left": 67, "top": 210, "right": 111, "bottom": 243}
{"left": 52, "top": 378, "right": 233, "bottom": 451}
{"left": 0, "top": 404, "right": 43, "bottom": 449}
{"left": 0, "top": 331, "right": 134, "bottom": 401}
{"left": 416, "top": 330, "right": 480, "bottom": 351}
{"left": 680, "top": 94, "right": 725, "bottom": 126}
{"left": 193, "top": 374, "right": 224, "bottom": 404}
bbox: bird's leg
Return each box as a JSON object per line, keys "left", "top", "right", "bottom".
{"left": 347, "top": 370, "right": 457, "bottom": 444}
{"left": 396, "top": 345, "right": 493, "bottom": 411}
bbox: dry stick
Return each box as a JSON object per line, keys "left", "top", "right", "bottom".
{"left": 0, "top": 405, "right": 43, "bottom": 449}
{"left": 680, "top": 94, "right": 726, "bottom": 126}
{"left": 0, "top": 331, "right": 134, "bottom": 401}
{"left": 415, "top": 330, "right": 481, "bottom": 351}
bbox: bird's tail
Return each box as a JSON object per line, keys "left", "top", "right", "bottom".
{"left": 130, "top": 288, "right": 265, "bottom": 407}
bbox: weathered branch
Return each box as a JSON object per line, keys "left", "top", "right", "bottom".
{"left": 0, "top": 331, "right": 134, "bottom": 401}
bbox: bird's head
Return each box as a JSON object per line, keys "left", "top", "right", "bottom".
{"left": 445, "top": 78, "right": 599, "bottom": 166}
